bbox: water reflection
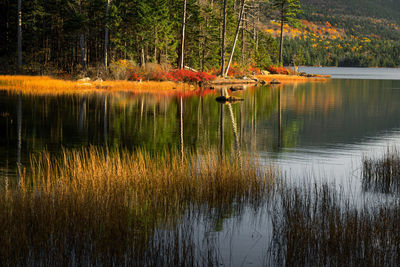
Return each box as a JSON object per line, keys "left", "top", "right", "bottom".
{"left": 1, "top": 79, "right": 400, "bottom": 178}
{"left": 179, "top": 96, "right": 184, "bottom": 162}
{"left": 277, "top": 88, "right": 282, "bottom": 151}
{"left": 17, "top": 93, "right": 22, "bottom": 181}
{"left": 219, "top": 95, "right": 224, "bottom": 159}
{"left": 2, "top": 78, "right": 400, "bottom": 265}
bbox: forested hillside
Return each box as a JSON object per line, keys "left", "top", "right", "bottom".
{"left": 279, "top": 0, "right": 400, "bottom": 67}
{"left": 302, "top": 0, "right": 400, "bottom": 20}
{"left": 301, "top": 0, "right": 400, "bottom": 39}
{"left": 1, "top": 0, "right": 399, "bottom": 76}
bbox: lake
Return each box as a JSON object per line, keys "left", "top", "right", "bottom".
{"left": 1, "top": 68, "right": 400, "bottom": 265}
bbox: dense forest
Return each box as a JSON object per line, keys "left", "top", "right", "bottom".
{"left": 1, "top": 0, "right": 399, "bottom": 76}
{"left": 0, "top": 0, "right": 284, "bottom": 76}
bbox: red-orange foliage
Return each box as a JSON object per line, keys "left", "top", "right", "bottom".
{"left": 227, "top": 66, "right": 247, "bottom": 77}
{"left": 267, "top": 66, "right": 294, "bottom": 75}
{"left": 249, "top": 66, "right": 262, "bottom": 75}
{"left": 128, "top": 69, "right": 216, "bottom": 83}
{"left": 129, "top": 73, "right": 145, "bottom": 81}
{"left": 167, "top": 69, "right": 216, "bottom": 83}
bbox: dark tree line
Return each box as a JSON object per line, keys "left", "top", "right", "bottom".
{"left": 1, "top": 0, "right": 299, "bottom": 75}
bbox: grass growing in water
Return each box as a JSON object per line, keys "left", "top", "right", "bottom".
{"left": 270, "top": 182, "right": 400, "bottom": 265}
{"left": 269, "top": 149, "right": 400, "bottom": 266}
{"left": 362, "top": 148, "right": 400, "bottom": 194}
{"left": 0, "top": 148, "right": 273, "bottom": 265}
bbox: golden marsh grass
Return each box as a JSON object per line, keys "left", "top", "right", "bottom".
{"left": 256, "top": 74, "right": 329, "bottom": 84}
{"left": 0, "top": 148, "right": 274, "bottom": 265}
{"left": 0, "top": 75, "right": 193, "bottom": 96}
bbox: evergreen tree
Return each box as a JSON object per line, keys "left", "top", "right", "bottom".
{"left": 272, "top": 0, "right": 302, "bottom": 64}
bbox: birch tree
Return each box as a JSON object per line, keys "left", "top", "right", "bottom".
{"left": 225, "top": 0, "right": 246, "bottom": 76}
{"left": 179, "top": 0, "right": 187, "bottom": 69}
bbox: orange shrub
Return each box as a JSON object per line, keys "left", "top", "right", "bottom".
{"left": 267, "top": 66, "right": 294, "bottom": 75}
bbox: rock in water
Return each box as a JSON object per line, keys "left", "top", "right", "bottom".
{"left": 270, "top": 79, "right": 281, "bottom": 85}
{"left": 216, "top": 96, "right": 244, "bottom": 103}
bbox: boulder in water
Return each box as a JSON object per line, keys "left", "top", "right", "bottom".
{"left": 270, "top": 79, "right": 281, "bottom": 85}
{"left": 216, "top": 96, "right": 244, "bottom": 103}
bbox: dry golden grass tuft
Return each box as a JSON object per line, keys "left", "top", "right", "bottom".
{"left": 0, "top": 75, "right": 194, "bottom": 96}
{"left": 0, "top": 148, "right": 274, "bottom": 265}
{"left": 257, "top": 74, "right": 329, "bottom": 84}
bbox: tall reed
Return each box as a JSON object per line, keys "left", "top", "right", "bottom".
{"left": 0, "top": 147, "right": 273, "bottom": 265}
{"left": 270, "top": 181, "right": 400, "bottom": 266}
{"left": 362, "top": 148, "right": 400, "bottom": 194}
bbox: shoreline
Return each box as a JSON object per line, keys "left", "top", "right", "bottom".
{"left": 207, "top": 74, "right": 329, "bottom": 86}
{"left": 0, "top": 74, "right": 330, "bottom": 96}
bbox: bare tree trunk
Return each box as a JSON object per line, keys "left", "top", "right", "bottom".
{"left": 225, "top": 0, "right": 246, "bottom": 76}
{"left": 220, "top": 0, "right": 227, "bottom": 76}
{"left": 104, "top": 0, "right": 111, "bottom": 68}
{"left": 179, "top": 0, "right": 187, "bottom": 69}
{"left": 256, "top": 3, "right": 260, "bottom": 51}
{"left": 241, "top": 14, "right": 245, "bottom": 64}
{"left": 79, "top": 1, "right": 86, "bottom": 69}
{"left": 141, "top": 46, "right": 145, "bottom": 66}
{"left": 17, "top": 0, "right": 22, "bottom": 69}
{"left": 279, "top": 4, "right": 284, "bottom": 64}
{"left": 80, "top": 34, "right": 86, "bottom": 69}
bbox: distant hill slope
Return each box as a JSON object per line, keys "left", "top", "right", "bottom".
{"left": 259, "top": 0, "right": 400, "bottom": 67}
{"left": 301, "top": 0, "right": 400, "bottom": 21}
{"left": 300, "top": 0, "right": 400, "bottom": 40}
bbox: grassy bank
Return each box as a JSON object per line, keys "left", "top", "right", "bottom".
{"left": 0, "top": 73, "right": 329, "bottom": 96}
{"left": 0, "top": 148, "right": 273, "bottom": 265}
{"left": 256, "top": 74, "right": 329, "bottom": 84}
{"left": 0, "top": 75, "right": 196, "bottom": 96}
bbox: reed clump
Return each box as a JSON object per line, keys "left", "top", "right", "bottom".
{"left": 0, "top": 75, "right": 191, "bottom": 95}
{"left": 270, "top": 182, "right": 400, "bottom": 266}
{"left": 0, "top": 148, "right": 273, "bottom": 265}
{"left": 362, "top": 148, "right": 400, "bottom": 194}
{"left": 256, "top": 74, "right": 328, "bottom": 84}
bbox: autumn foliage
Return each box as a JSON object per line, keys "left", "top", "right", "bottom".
{"left": 129, "top": 68, "right": 216, "bottom": 83}
{"left": 166, "top": 69, "right": 216, "bottom": 83}
{"left": 267, "top": 66, "right": 294, "bottom": 75}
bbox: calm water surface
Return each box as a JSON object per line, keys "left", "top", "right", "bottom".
{"left": 299, "top": 66, "right": 400, "bottom": 80}
{"left": 1, "top": 68, "right": 400, "bottom": 265}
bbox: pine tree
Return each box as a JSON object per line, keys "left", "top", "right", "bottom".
{"left": 272, "top": 0, "right": 302, "bottom": 64}
{"left": 17, "top": 0, "right": 22, "bottom": 69}
{"left": 104, "top": 0, "right": 111, "bottom": 68}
